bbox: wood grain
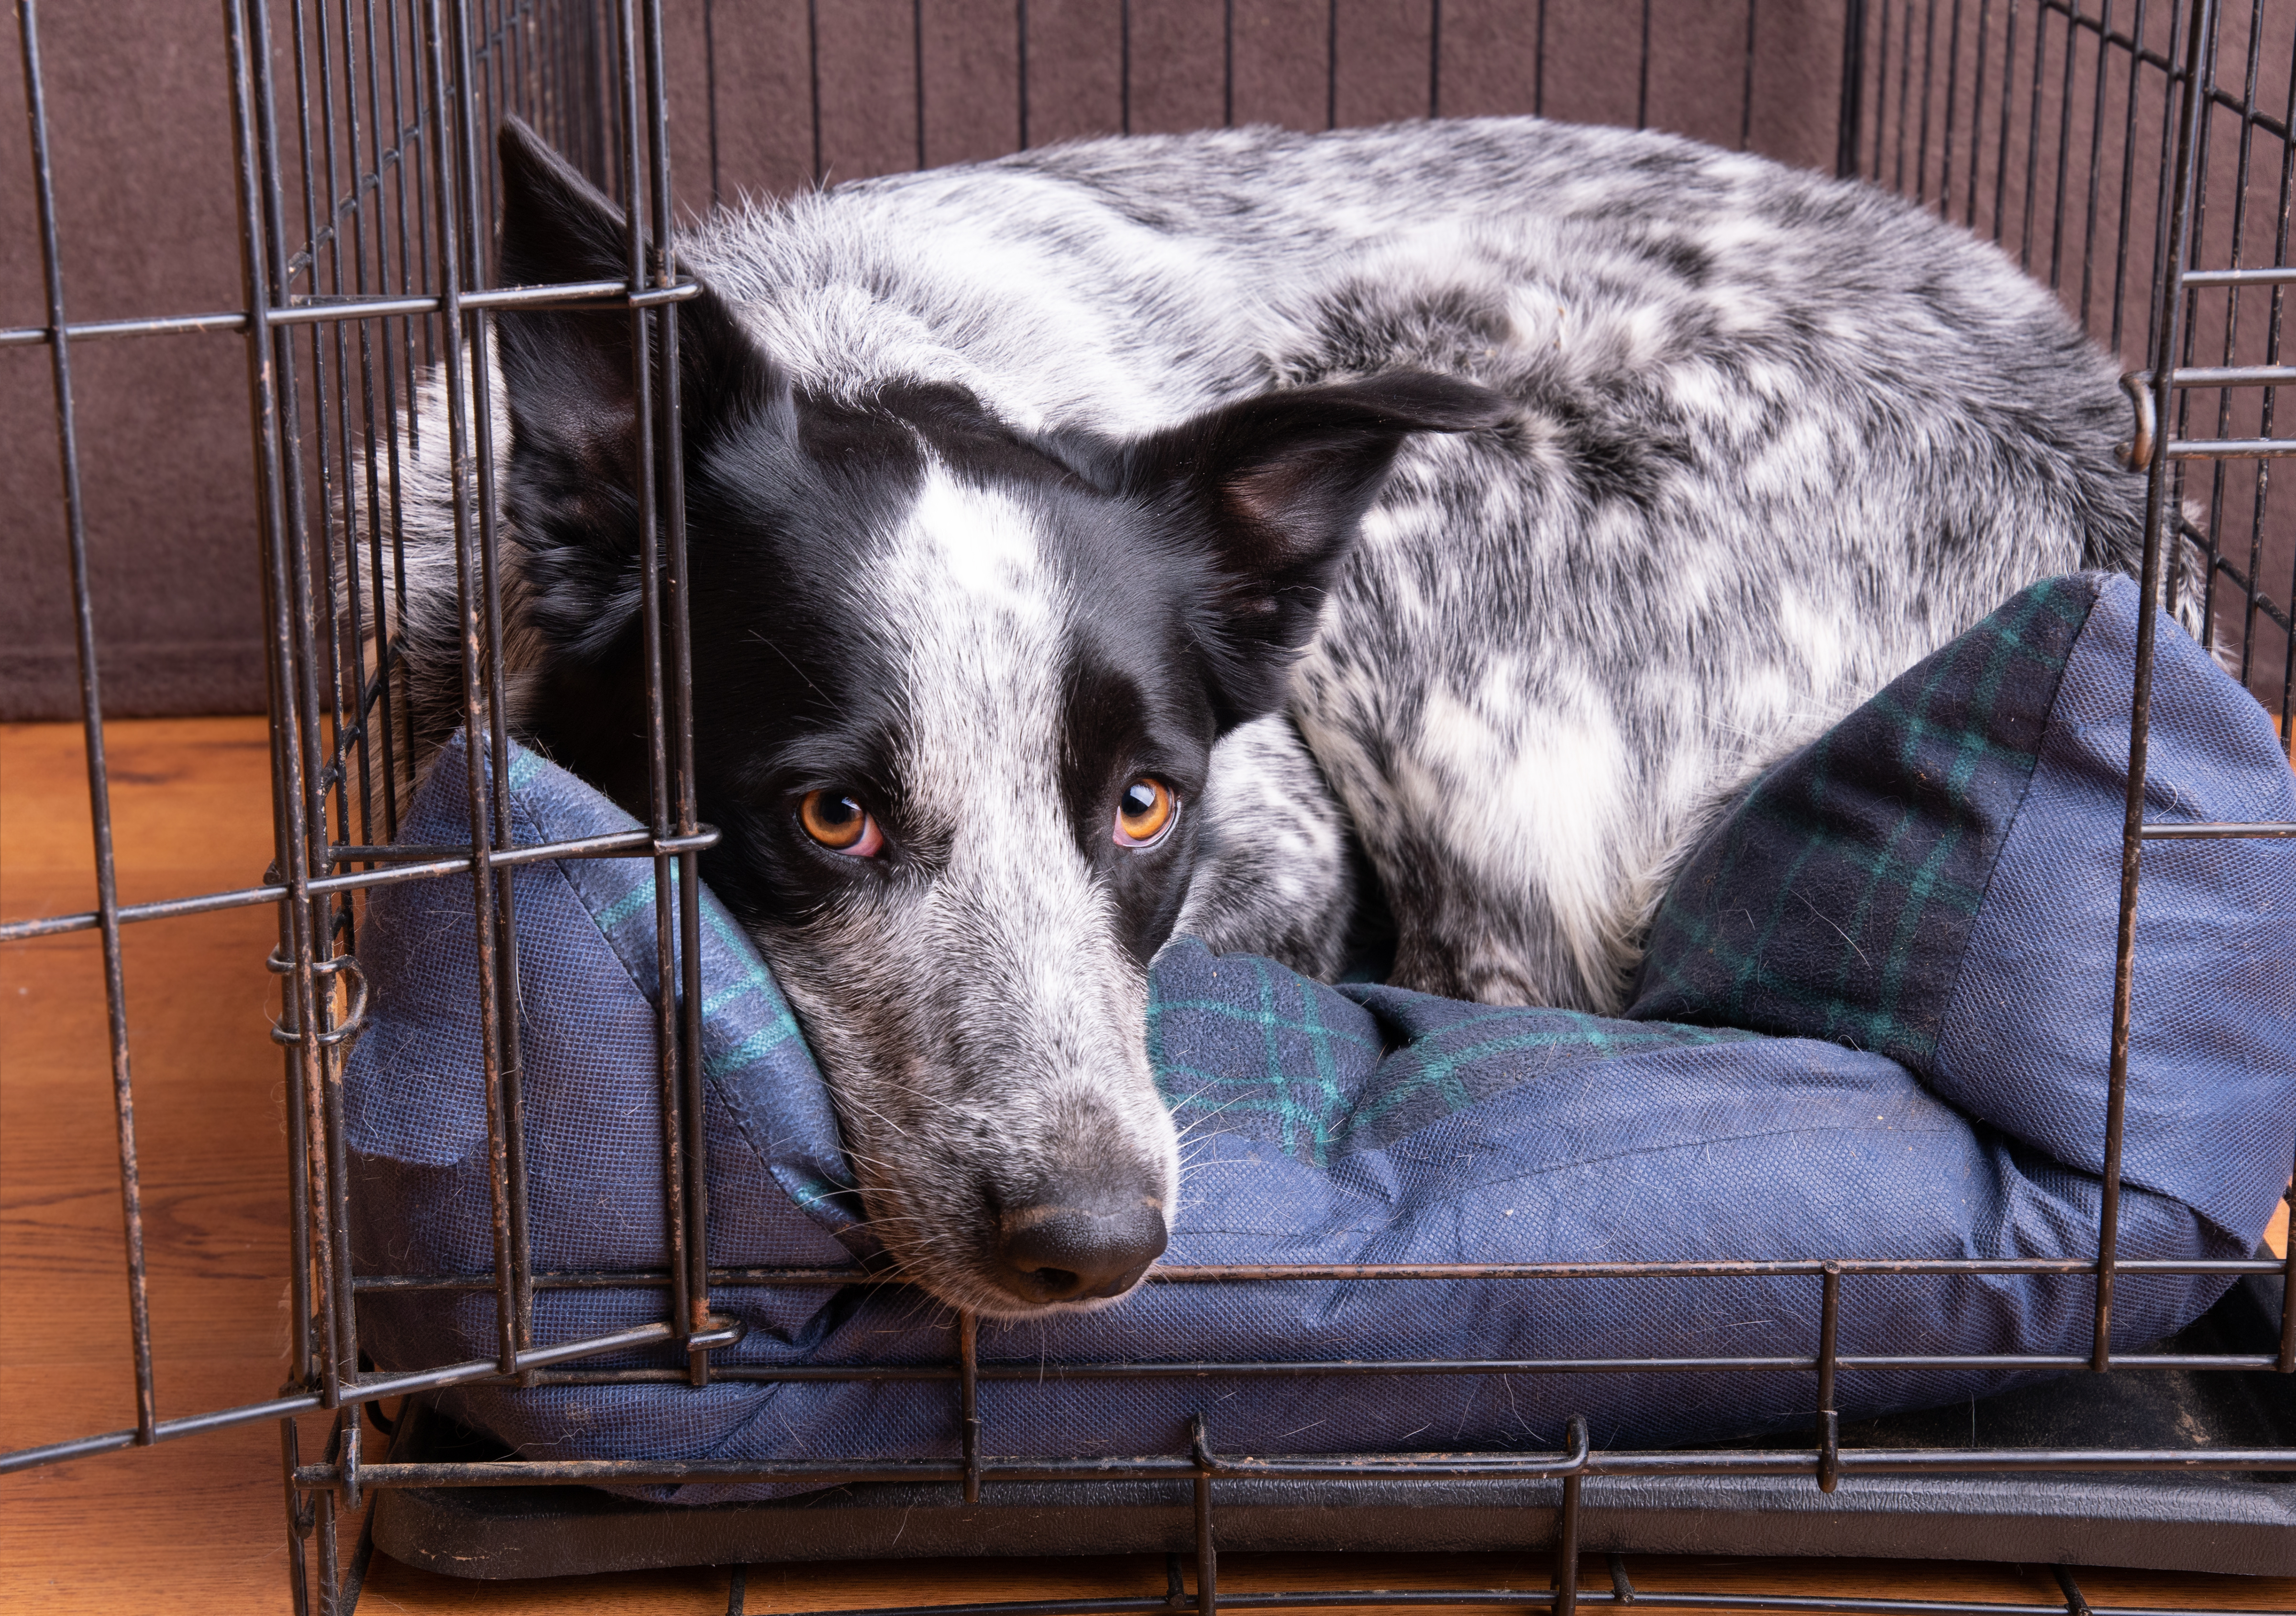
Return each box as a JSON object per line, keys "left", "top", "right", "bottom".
{"left": 2, "top": 716, "right": 2290, "bottom": 1616}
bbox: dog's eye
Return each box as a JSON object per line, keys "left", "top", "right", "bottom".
{"left": 1114, "top": 777, "right": 1178, "bottom": 848}
{"left": 799, "top": 790, "right": 884, "bottom": 857}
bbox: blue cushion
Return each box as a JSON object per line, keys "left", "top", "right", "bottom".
{"left": 1629, "top": 572, "right": 2296, "bottom": 1241}
{"left": 346, "top": 573, "right": 2295, "bottom": 1503}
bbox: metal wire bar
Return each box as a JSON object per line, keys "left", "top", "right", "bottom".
{"left": 1191, "top": 1415, "right": 1216, "bottom": 1616}
{"left": 291, "top": 1438, "right": 2287, "bottom": 1493}
{"left": 1740, "top": 0, "right": 1759, "bottom": 153}
{"left": 1221, "top": 0, "right": 1231, "bottom": 127}
{"left": 959, "top": 1311, "right": 982, "bottom": 1503}
{"left": 2187, "top": 0, "right": 2267, "bottom": 649}
{"left": 346, "top": 0, "right": 403, "bottom": 850}
{"left": 2097, "top": 0, "right": 2218, "bottom": 1376}
{"left": 601, "top": 0, "right": 696, "bottom": 1387}
{"left": 715, "top": 1595, "right": 2286, "bottom": 1616}
{"left": 464, "top": 0, "right": 542, "bottom": 1389}
{"left": 2072, "top": 0, "right": 2116, "bottom": 323}
{"left": 1913, "top": 0, "right": 1940, "bottom": 204}
{"left": 244, "top": 0, "right": 348, "bottom": 1437}
{"left": 0, "top": 310, "right": 254, "bottom": 344}
{"left": 2055, "top": 1566, "right": 2094, "bottom": 1616}
{"left": 15, "top": 0, "right": 158, "bottom": 1450}
{"left": 342, "top": 1252, "right": 2291, "bottom": 1289}
{"left": 411, "top": 0, "right": 516, "bottom": 1385}
{"left": 2017, "top": 0, "right": 2049, "bottom": 271}
{"left": 2183, "top": 521, "right": 2296, "bottom": 630}
{"left": 296, "top": 0, "right": 357, "bottom": 885}
{"left": 2169, "top": 434, "right": 2296, "bottom": 453}
{"left": 1965, "top": 0, "right": 1992, "bottom": 231}
{"left": 2234, "top": 7, "right": 2294, "bottom": 711}
{"left": 2167, "top": 0, "right": 2216, "bottom": 627}
{"left": 0, "top": 280, "right": 702, "bottom": 352}
{"left": 1894, "top": 0, "right": 1918, "bottom": 192}
{"left": 1553, "top": 1449, "right": 1584, "bottom": 1615}
{"left": 1428, "top": 0, "right": 1442, "bottom": 120}
{"left": 2166, "top": 361, "right": 2296, "bottom": 381}
{"left": 222, "top": 39, "right": 320, "bottom": 1583}
{"left": 0, "top": 1316, "right": 734, "bottom": 1475}
{"left": 1637, "top": 0, "right": 1654, "bottom": 131}
{"left": 806, "top": 0, "right": 820, "bottom": 183}
{"left": 2137, "top": 817, "right": 2296, "bottom": 833}
{"left": 308, "top": 0, "right": 381, "bottom": 1422}
{"left": 408, "top": 1349, "right": 2296, "bottom": 1383}
{"left": 2167, "top": 262, "right": 2296, "bottom": 285}
{"left": 2044, "top": 0, "right": 2081, "bottom": 287}
{"left": 1840, "top": 0, "right": 1871, "bottom": 176}
{"left": 1816, "top": 1264, "right": 1843, "bottom": 1492}
{"left": 637, "top": 0, "right": 713, "bottom": 1391}
{"left": 0, "top": 827, "right": 719, "bottom": 944}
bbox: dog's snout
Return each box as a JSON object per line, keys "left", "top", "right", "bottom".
{"left": 992, "top": 1195, "right": 1168, "bottom": 1305}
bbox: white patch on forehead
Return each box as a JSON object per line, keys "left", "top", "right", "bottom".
{"left": 905, "top": 467, "right": 1052, "bottom": 620}
{"left": 874, "top": 462, "right": 1067, "bottom": 839}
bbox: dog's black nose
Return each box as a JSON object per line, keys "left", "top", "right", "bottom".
{"left": 992, "top": 1195, "right": 1167, "bottom": 1305}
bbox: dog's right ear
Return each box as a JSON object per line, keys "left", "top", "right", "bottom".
{"left": 493, "top": 116, "right": 780, "bottom": 660}
{"left": 1116, "top": 373, "right": 1509, "bottom": 726}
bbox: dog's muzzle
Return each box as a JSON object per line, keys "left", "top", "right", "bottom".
{"left": 990, "top": 1192, "right": 1168, "bottom": 1305}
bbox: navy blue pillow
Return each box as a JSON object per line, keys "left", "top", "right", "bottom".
{"left": 1631, "top": 572, "right": 2296, "bottom": 1241}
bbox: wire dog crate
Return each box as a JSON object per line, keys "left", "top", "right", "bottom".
{"left": 2, "top": 1, "right": 2292, "bottom": 1613}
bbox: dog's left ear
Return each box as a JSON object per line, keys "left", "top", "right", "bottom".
{"left": 1119, "top": 372, "right": 1508, "bottom": 725}
{"left": 493, "top": 116, "right": 780, "bottom": 664}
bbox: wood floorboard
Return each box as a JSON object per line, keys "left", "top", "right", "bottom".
{"left": 2, "top": 716, "right": 2289, "bottom": 1615}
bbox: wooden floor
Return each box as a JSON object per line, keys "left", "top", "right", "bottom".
{"left": 1, "top": 715, "right": 2289, "bottom": 1616}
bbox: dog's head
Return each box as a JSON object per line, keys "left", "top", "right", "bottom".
{"left": 485, "top": 120, "right": 1502, "bottom": 1316}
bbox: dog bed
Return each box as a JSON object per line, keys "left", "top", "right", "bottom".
{"left": 346, "top": 572, "right": 2296, "bottom": 1504}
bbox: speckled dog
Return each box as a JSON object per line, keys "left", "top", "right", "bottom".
{"left": 388, "top": 116, "right": 2152, "bottom": 1317}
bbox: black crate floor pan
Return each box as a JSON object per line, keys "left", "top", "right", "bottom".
{"left": 370, "top": 1273, "right": 2294, "bottom": 1582}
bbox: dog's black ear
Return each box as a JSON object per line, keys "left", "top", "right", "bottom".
{"left": 1122, "top": 373, "right": 1507, "bottom": 723}
{"left": 497, "top": 114, "right": 632, "bottom": 287}
{"left": 494, "top": 116, "right": 779, "bottom": 660}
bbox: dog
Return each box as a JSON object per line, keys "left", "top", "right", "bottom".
{"left": 385, "top": 115, "right": 2154, "bottom": 1318}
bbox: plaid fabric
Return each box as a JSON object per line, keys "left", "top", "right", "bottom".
{"left": 1629, "top": 573, "right": 2099, "bottom": 1069}
{"left": 1153, "top": 944, "right": 1755, "bottom": 1165}
{"left": 1927, "top": 571, "right": 2296, "bottom": 1239}
{"left": 346, "top": 736, "right": 865, "bottom": 1285}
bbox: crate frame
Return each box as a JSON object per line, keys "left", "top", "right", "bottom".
{"left": 2, "top": 2, "right": 2292, "bottom": 1613}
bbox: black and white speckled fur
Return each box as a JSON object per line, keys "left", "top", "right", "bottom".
{"left": 386, "top": 116, "right": 2164, "bottom": 1316}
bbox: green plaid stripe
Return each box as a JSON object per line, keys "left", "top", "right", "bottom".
{"left": 1630, "top": 574, "right": 2097, "bottom": 1068}
{"left": 505, "top": 771, "right": 810, "bottom": 1089}
{"left": 1150, "top": 945, "right": 1754, "bottom": 1167}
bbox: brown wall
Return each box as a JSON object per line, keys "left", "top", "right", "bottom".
{"left": 681, "top": 0, "right": 1844, "bottom": 206}
{"left": 2, "top": 2, "right": 266, "bottom": 720}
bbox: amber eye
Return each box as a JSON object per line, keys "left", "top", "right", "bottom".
{"left": 799, "top": 790, "right": 884, "bottom": 857}
{"left": 1114, "top": 777, "right": 1177, "bottom": 847}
